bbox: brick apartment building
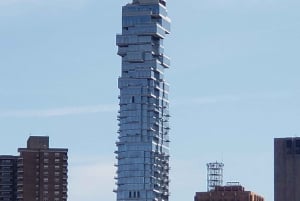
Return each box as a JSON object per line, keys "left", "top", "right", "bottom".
{"left": 195, "top": 184, "right": 264, "bottom": 201}
{"left": 0, "top": 155, "right": 18, "bottom": 201}
{"left": 0, "top": 136, "right": 68, "bottom": 201}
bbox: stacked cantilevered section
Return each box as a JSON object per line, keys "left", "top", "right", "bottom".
{"left": 115, "top": 0, "right": 171, "bottom": 200}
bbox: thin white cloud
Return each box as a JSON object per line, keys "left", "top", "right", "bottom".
{"left": 68, "top": 157, "right": 115, "bottom": 201}
{"left": 173, "top": 91, "right": 294, "bottom": 106}
{"left": 0, "top": 104, "right": 117, "bottom": 118}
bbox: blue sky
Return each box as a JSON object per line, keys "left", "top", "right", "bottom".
{"left": 0, "top": 0, "right": 300, "bottom": 200}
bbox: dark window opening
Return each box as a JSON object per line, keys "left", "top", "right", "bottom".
{"left": 286, "top": 140, "right": 292, "bottom": 148}
{"left": 131, "top": 96, "right": 135, "bottom": 103}
{"left": 154, "top": 71, "right": 160, "bottom": 79}
{"left": 159, "top": 0, "right": 166, "bottom": 6}
{"left": 296, "top": 140, "right": 300, "bottom": 147}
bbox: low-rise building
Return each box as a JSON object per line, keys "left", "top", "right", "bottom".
{"left": 194, "top": 184, "right": 264, "bottom": 201}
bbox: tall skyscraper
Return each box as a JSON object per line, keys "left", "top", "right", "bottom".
{"left": 274, "top": 137, "right": 300, "bottom": 201}
{"left": 17, "top": 136, "right": 68, "bottom": 201}
{"left": 115, "top": 0, "right": 171, "bottom": 200}
{"left": 0, "top": 155, "right": 18, "bottom": 201}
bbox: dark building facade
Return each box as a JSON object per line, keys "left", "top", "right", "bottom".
{"left": 0, "top": 155, "right": 18, "bottom": 201}
{"left": 274, "top": 137, "right": 300, "bottom": 201}
{"left": 194, "top": 185, "right": 264, "bottom": 201}
{"left": 17, "top": 136, "right": 68, "bottom": 201}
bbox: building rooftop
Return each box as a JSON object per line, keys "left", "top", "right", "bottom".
{"left": 132, "top": 0, "right": 166, "bottom": 6}
{"left": 214, "top": 185, "right": 245, "bottom": 192}
{"left": 27, "top": 136, "right": 49, "bottom": 149}
{"left": 17, "top": 136, "right": 67, "bottom": 153}
{"left": 195, "top": 184, "right": 264, "bottom": 201}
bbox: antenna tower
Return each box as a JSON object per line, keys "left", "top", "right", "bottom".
{"left": 207, "top": 162, "right": 224, "bottom": 191}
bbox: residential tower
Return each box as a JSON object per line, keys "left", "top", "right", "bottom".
{"left": 115, "top": 0, "right": 171, "bottom": 200}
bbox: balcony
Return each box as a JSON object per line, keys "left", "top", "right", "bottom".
{"left": 160, "top": 54, "right": 170, "bottom": 68}
{"left": 135, "top": 23, "right": 167, "bottom": 39}
{"left": 17, "top": 169, "right": 24, "bottom": 173}
{"left": 17, "top": 176, "right": 24, "bottom": 180}
{"left": 17, "top": 194, "right": 24, "bottom": 198}
{"left": 116, "top": 35, "right": 149, "bottom": 47}
{"left": 0, "top": 187, "right": 11, "bottom": 191}
{"left": 0, "top": 168, "right": 13, "bottom": 172}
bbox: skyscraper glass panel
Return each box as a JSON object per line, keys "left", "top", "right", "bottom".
{"left": 115, "top": 0, "right": 171, "bottom": 200}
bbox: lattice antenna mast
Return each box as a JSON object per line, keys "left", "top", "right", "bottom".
{"left": 207, "top": 162, "right": 224, "bottom": 191}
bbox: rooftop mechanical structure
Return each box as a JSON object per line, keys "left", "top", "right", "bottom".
{"left": 115, "top": 0, "right": 171, "bottom": 200}
{"left": 207, "top": 162, "right": 224, "bottom": 191}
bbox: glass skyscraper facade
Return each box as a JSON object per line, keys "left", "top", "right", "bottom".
{"left": 116, "top": 0, "right": 171, "bottom": 200}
